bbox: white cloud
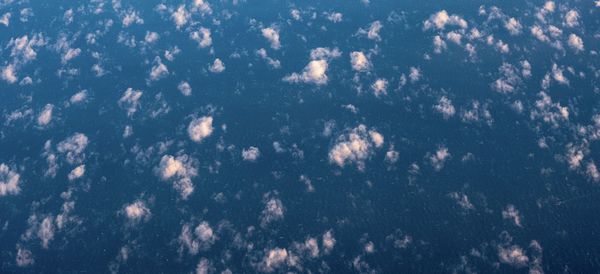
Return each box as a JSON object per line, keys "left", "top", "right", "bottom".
{"left": 67, "top": 165, "right": 85, "bottom": 181}
{"left": 567, "top": 33, "right": 584, "bottom": 52}
{"left": 322, "top": 230, "right": 336, "bottom": 254}
{"left": 433, "top": 35, "right": 446, "bottom": 54}
{"left": 290, "top": 9, "right": 301, "bottom": 20}
{"left": 309, "top": 47, "right": 342, "bottom": 60}
{"left": 530, "top": 25, "right": 549, "bottom": 42}
{"left": 16, "top": 246, "right": 34, "bottom": 267}
{"left": 242, "top": 146, "right": 260, "bottom": 162}
{"left": 434, "top": 96, "right": 455, "bottom": 119}
{"left": 350, "top": 51, "right": 371, "bottom": 72}
{"left": 492, "top": 63, "right": 521, "bottom": 93}
{"left": 190, "top": 27, "right": 212, "bottom": 48}
{"left": 172, "top": 5, "right": 189, "bottom": 29}
{"left": 371, "top": 79, "right": 388, "bottom": 97}
{"left": 326, "top": 12, "right": 343, "bottom": 23}
{"left": 551, "top": 63, "right": 569, "bottom": 85}
{"left": 366, "top": 21, "right": 383, "bottom": 41}
{"left": 409, "top": 67, "right": 422, "bottom": 82}
{"left": 188, "top": 116, "right": 213, "bottom": 143}
{"left": 264, "top": 248, "right": 289, "bottom": 271}
{"left": 57, "top": 133, "right": 89, "bottom": 164}
{"left": 150, "top": 57, "right": 169, "bottom": 81}
{"left": 446, "top": 31, "right": 462, "bottom": 45}
{"left": 196, "top": 258, "right": 214, "bottom": 274}
{"left": 498, "top": 245, "right": 529, "bottom": 268}
{"left": 587, "top": 162, "right": 600, "bottom": 182}
{"left": 209, "top": 58, "right": 225, "bottom": 73}
{"left": 256, "top": 48, "right": 281, "bottom": 69}
{"left": 564, "top": 10, "right": 579, "bottom": 28}
{"left": 61, "top": 48, "right": 81, "bottom": 64}
{"left": 261, "top": 27, "right": 281, "bottom": 50}
{"left": 502, "top": 204, "right": 523, "bottom": 227}
{"left": 118, "top": 88, "right": 143, "bottom": 116}
{"left": 261, "top": 193, "right": 284, "bottom": 227}
{"left": 122, "top": 10, "right": 143, "bottom": 27}
{"left": 505, "top": 18, "right": 522, "bottom": 35}
{"left": 424, "top": 10, "right": 468, "bottom": 30}
{"left": 124, "top": 200, "right": 151, "bottom": 223}
{"left": 37, "top": 104, "right": 54, "bottom": 127}
{"left": 192, "top": 0, "right": 212, "bottom": 14}
{"left": 284, "top": 60, "right": 328, "bottom": 85}
{"left": 156, "top": 154, "right": 197, "bottom": 199}
{"left": 38, "top": 216, "right": 55, "bottom": 249}
{"left": 0, "top": 12, "right": 10, "bottom": 26}
{"left": 178, "top": 81, "right": 192, "bottom": 96}
{"left": 144, "top": 31, "right": 159, "bottom": 43}
{"left": 428, "top": 146, "right": 450, "bottom": 171}
{"left": 328, "top": 125, "right": 383, "bottom": 170}
{"left": 1, "top": 64, "right": 18, "bottom": 83}
{"left": 0, "top": 163, "right": 21, "bottom": 197}
{"left": 69, "top": 90, "right": 88, "bottom": 104}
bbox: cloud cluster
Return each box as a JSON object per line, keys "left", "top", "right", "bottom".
{"left": 328, "top": 125, "right": 384, "bottom": 170}
{"left": 0, "top": 163, "right": 21, "bottom": 197}
{"left": 156, "top": 154, "right": 198, "bottom": 199}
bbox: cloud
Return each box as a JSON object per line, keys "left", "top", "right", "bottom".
{"left": 67, "top": 165, "right": 85, "bottom": 181}
{"left": 564, "top": 10, "right": 579, "bottom": 28}
{"left": 178, "top": 81, "right": 192, "bottom": 96}
{"left": 505, "top": 18, "right": 522, "bottom": 35}
{"left": 188, "top": 116, "right": 214, "bottom": 143}
{"left": 434, "top": 96, "right": 456, "bottom": 119}
{"left": 498, "top": 245, "right": 529, "bottom": 268}
{"left": 260, "top": 193, "right": 284, "bottom": 227}
{"left": 567, "top": 33, "right": 584, "bottom": 52}
{"left": 433, "top": 35, "right": 446, "bottom": 54}
{"left": 156, "top": 154, "right": 197, "bottom": 199}
{"left": 350, "top": 51, "right": 371, "bottom": 72}
{"left": 123, "top": 200, "right": 151, "bottom": 224}
{"left": 118, "top": 88, "right": 143, "bottom": 116}
{"left": 178, "top": 221, "right": 216, "bottom": 255}
{"left": 144, "top": 31, "right": 159, "bottom": 43}
{"left": 122, "top": 9, "right": 144, "bottom": 27}
{"left": 256, "top": 48, "right": 281, "bottom": 69}
{"left": 322, "top": 230, "right": 336, "bottom": 254}
{"left": 192, "top": 0, "right": 212, "bottom": 14}
{"left": 0, "top": 163, "right": 21, "bottom": 197}
{"left": 261, "top": 27, "right": 281, "bottom": 50}
{"left": 171, "top": 5, "right": 189, "bottom": 29}
{"left": 530, "top": 25, "right": 549, "bottom": 42}
{"left": 38, "top": 216, "right": 55, "bottom": 249}
{"left": 428, "top": 146, "right": 450, "bottom": 171}
{"left": 0, "top": 12, "right": 9, "bottom": 26}
{"left": 364, "top": 21, "right": 383, "bottom": 41}
{"left": 57, "top": 133, "right": 89, "bottom": 165}
{"left": 69, "top": 90, "right": 88, "bottom": 104}
{"left": 326, "top": 12, "right": 343, "bottom": 23}
{"left": 309, "top": 47, "right": 342, "bottom": 60}
{"left": 61, "top": 48, "right": 81, "bottom": 64}
{"left": 150, "top": 57, "right": 169, "bottom": 81}
{"left": 371, "top": 79, "right": 388, "bottom": 97}
{"left": 37, "top": 104, "right": 54, "bottom": 127}
{"left": 551, "top": 63, "right": 569, "bottom": 85}
{"left": 16, "top": 246, "right": 34, "bottom": 267}
{"left": 1, "top": 64, "right": 18, "bottom": 83}
{"left": 491, "top": 63, "right": 521, "bottom": 93}
{"left": 284, "top": 60, "right": 328, "bottom": 85}
{"left": 424, "top": 10, "right": 468, "bottom": 30}
{"left": 409, "top": 67, "right": 422, "bottom": 82}
{"left": 242, "top": 146, "right": 261, "bottom": 162}
{"left": 264, "top": 248, "right": 289, "bottom": 271}
{"left": 190, "top": 27, "right": 212, "bottom": 48}
{"left": 502, "top": 204, "right": 523, "bottom": 227}
{"left": 328, "top": 125, "right": 384, "bottom": 170}
{"left": 209, "top": 58, "right": 225, "bottom": 73}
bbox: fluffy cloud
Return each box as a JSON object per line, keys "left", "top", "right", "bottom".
{"left": 123, "top": 200, "right": 151, "bottom": 224}
{"left": 209, "top": 58, "right": 225, "bottom": 73}
{"left": 428, "top": 146, "right": 450, "bottom": 171}
{"left": 260, "top": 193, "right": 284, "bottom": 227}
{"left": 69, "top": 90, "right": 88, "bottom": 104}
{"left": 564, "top": 10, "right": 579, "bottom": 28}
{"left": 567, "top": 33, "right": 584, "bottom": 52}
{"left": 261, "top": 27, "right": 281, "bottom": 50}
{"left": 178, "top": 81, "right": 192, "bottom": 96}
{"left": 502, "top": 204, "right": 523, "bottom": 227}
{"left": 178, "top": 221, "right": 216, "bottom": 255}
{"left": 150, "top": 57, "right": 169, "bottom": 81}
{"left": 498, "top": 245, "right": 529, "bottom": 268}
{"left": 328, "top": 125, "right": 384, "bottom": 170}
{"left": 242, "top": 146, "right": 260, "bottom": 162}
{"left": 434, "top": 96, "right": 455, "bottom": 119}
{"left": 172, "top": 5, "right": 189, "bottom": 28}
{"left": 284, "top": 60, "right": 328, "bottom": 85}
{"left": 67, "top": 165, "right": 85, "bottom": 181}
{"left": 505, "top": 18, "right": 522, "bottom": 35}
{"left": 37, "top": 104, "right": 54, "bottom": 127}
{"left": 0, "top": 12, "right": 9, "bottom": 26}
{"left": 424, "top": 10, "right": 468, "bottom": 30}
{"left": 57, "top": 133, "right": 89, "bottom": 164}
{"left": 188, "top": 116, "right": 214, "bottom": 143}
{"left": 0, "top": 163, "right": 21, "bottom": 197}
{"left": 118, "top": 88, "right": 143, "bottom": 116}
{"left": 156, "top": 154, "right": 198, "bottom": 199}
{"left": 122, "top": 9, "right": 143, "bottom": 27}
{"left": 190, "top": 27, "right": 212, "bottom": 48}
{"left": 350, "top": 51, "right": 371, "bottom": 72}
{"left": 322, "top": 230, "right": 336, "bottom": 254}
{"left": 366, "top": 21, "right": 383, "bottom": 41}
{"left": 1, "top": 64, "right": 18, "bottom": 83}
{"left": 371, "top": 79, "right": 388, "bottom": 97}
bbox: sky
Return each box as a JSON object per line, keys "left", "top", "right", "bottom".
{"left": 1, "top": 0, "right": 600, "bottom": 273}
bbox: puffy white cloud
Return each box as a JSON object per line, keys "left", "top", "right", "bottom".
{"left": 264, "top": 248, "right": 289, "bottom": 270}
{"left": 15, "top": 246, "right": 34, "bottom": 267}
{"left": 190, "top": 27, "right": 212, "bottom": 48}
{"left": 256, "top": 48, "right": 281, "bottom": 69}
{"left": 366, "top": 21, "right": 383, "bottom": 41}
{"left": 144, "top": 31, "right": 159, "bottom": 43}
{"left": 326, "top": 12, "right": 343, "bottom": 23}
{"left": 57, "top": 133, "right": 89, "bottom": 164}
{"left": 242, "top": 146, "right": 260, "bottom": 162}
{"left": 261, "top": 27, "right": 281, "bottom": 50}
{"left": 37, "top": 104, "right": 54, "bottom": 127}
{"left": 209, "top": 58, "right": 225, "bottom": 73}
{"left": 172, "top": 5, "right": 189, "bottom": 29}
{"left": 38, "top": 216, "right": 55, "bottom": 249}
{"left": 178, "top": 221, "right": 217, "bottom": 256}
{"left": 498, "top": 245, "right": 529, "bottom": 268}
{"left": 350, "top": 51, "right": 371, "bottom": 72}
{"left": 150, "top": 57, "right": 169, "bottom": 81}
{"left": 322, "top": 230, "right": 336, "bottom": 254}
{"left": 371, "top": 79, "right": 388, "bottom": 97}
{"left": 586, "top": 162, "right": 600, "bottom": 182}
{"left": 67, "top": 165, "right": 85, "bottom": 181}
{"left": 1, "top": 64, "right": 18, "bottom": 84}
{"left": 448, "top": 192, "right": 475, "bottom": 210}
{"left": 551, "top": 63, "right": 569, "bottom": 85}
{"left": 196, "top": 258, "right": 214, "bottom": 274}
{"left": 328, "top": 125, "right": 384, "bottom": 170}
{"left": 290, "top": 9, "right": 301, "bottom": 20}
{"left": 446, "top": 31, "right": 462, "bottom": 45}
{"left": 122, "top": 9, "right": 143, "bottom": 27}
{"left": 434, "top": 96, "right": 455, "bottom": 119}
{"left": 188, "top": 116, "right": 213, "bottom": 143}
{"left": 433, "top": 35, "right": 446, "bottom": 54}
{"left": 502, "top": 204, "right": 523, "bottom": 227}
{"left": 409, "top": 67, "right": 422, "bottom": 82}
{"left": 156, "top": 154, "right": 197, "bottom": 199}
{"left": 260, "top": 194, "right": 284, "bottom": 227}
{"left": 309, "top": 47, "right": 342, "bottom": 60}
{"left": 491, "top": 63, "right": 521, "bottom": 93}
{"left": 428, "top": 146, "right": 450, "bottom": 171}
{"left": 424, "top": 10, "right": 468, "bottom": 30}
{"left": 564, "top": 10, "right": 579, "bottom": 28}
{"left": 505, "top": 18, "right": 522, "bottom": 35}
{"left": 118, "top": 88, "right": 143, "bottom": 116}
{"left": 192, "top": 0, "right": 212, "bottom": 14}
{"left": 0, "top": 12, "right": 10, "bottom": 26}
{"left": 61, "top": 48, "right": 81, "bottom": 64}
{"left": 0, "top": 163, "right": 21, "bottom": 197}
{"left": 284, "top": 60, "right": 328, "bottom": 85}
{"left": 531, "top": 91, "right": 569, "bottom": 127}
{"left": 178, "top": 81, "right": 192, "bottom": 96}
{"left": 567, "top": 33, "right": 584, "bottom": 52}
{"left": 69, "top": 90, "right": 88, "bottom": 104}
{"left": 123, "top": 200, "right": 151, "bottom": 223}
{"left": 530, "top": 25, "right": 549, "bottom": 42}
